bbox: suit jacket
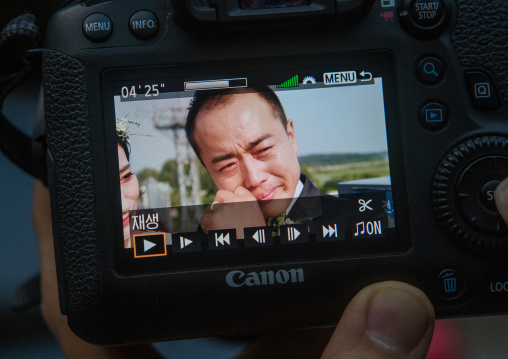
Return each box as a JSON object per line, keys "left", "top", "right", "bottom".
{"left": 286, "top": 175, "right": 351, "bottom": 226}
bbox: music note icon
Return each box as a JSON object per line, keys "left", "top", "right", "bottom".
{"left": 354, "top": 222, "right": 365, "bottom": 237}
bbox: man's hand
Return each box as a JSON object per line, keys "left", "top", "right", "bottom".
{"left": 238, "top": 282, "right": 435, "bottom": 359}
{"left": 201, "top": 186, "right": 265, "bottom": 239}
{"left": 34, "top": 178, "right": 508, "bottom": 359}
{"left": 34, "top": 181, "right": 162, "bottom": 359}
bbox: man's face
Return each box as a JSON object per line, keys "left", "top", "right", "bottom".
{"left": 193, "top": 92, "right": 301, "bottom": 219}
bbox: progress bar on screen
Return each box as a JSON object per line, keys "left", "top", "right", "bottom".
{"left": 184, "top": 78, "right": 248, "bottom": 91}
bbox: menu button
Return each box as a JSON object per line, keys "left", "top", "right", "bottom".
{"left": 82, "top": 13, "right": 113, "bottom": 42}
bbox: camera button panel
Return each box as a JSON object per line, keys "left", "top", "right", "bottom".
{"left": 82, "top": 13, "right": 113, "bottom": 42}
{"left": 464, "top": 71, "right": 502, "bottom": 111}
{"left": 129, "top": 11, "right": 159, "bottom": 39}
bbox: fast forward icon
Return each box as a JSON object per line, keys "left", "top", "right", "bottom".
{"left": 322, "top": 224, "right": 338, "bottom": 238}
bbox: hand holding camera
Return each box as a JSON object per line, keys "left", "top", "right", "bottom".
{"left": 32, "top": 177, "right": 508, "bottom": 357}
{"left": 36, "top": 0, "right": 508, "bottom": 346}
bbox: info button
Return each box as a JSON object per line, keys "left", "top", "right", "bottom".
{"left": 129, "top": 11, "right": 159, "bottom": 40}
{"left": 420, "top": 102, "right": 448, "bottom": 130}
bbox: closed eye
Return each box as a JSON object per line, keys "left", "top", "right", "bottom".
{"left": 219, "top": 162, "right": 237, "bottom": 172}
{"left": 256, "top": 146, "right": 273, "bottom": 157}
{"left": 121, "top": 172, "right": 135, "bottom": 183}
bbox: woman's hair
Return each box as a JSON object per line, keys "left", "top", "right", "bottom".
{"left": 117, "top": 136, "right": 131, "bottom": 161}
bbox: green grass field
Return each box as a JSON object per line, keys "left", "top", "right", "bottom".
{"left": 300, "top": 153, "right": 390, "bottom": 193}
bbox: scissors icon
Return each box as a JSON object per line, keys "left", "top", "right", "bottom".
{"left": 423, "top": 62, "right": 439, "bottom": 77}
{"left": 358, "top": 199, "right": 373, "bottom": 212}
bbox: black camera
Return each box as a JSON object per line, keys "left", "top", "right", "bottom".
{"left": 42, "top": 0, "right": 508, "bottom": 345}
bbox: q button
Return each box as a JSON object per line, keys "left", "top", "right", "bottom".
{"left": 416, "top": 56, "right": 445, "bottom": 85}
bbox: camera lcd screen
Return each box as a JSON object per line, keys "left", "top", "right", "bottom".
{"left": 104, "top": 53, "right": 404, "bottom": 273}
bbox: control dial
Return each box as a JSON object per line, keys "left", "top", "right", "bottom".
{"left": 432, "top": 136, "right": 508, "bottom": 256}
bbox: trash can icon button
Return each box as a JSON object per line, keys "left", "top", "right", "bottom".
{"left": 437, "top": 269, "right": 464, "bottom": 300}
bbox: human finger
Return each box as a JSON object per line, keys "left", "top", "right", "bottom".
{"left": 214, "top": 189, "right": 239, "bottom": 203}
{"left": 495, "top": 177, "right": 508, "bottom": 225}
{"left": 321, "top": 281, "right": 434, "bottom": 359}
{"left": 233, "top": 186, "right": 257, "bottom": 202}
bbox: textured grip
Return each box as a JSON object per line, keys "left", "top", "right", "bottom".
{"left": 452, "top": 0, "right": 508, "bottom": 105}
{"left": 43, "top": 49, "right": 100, "bottom": 310}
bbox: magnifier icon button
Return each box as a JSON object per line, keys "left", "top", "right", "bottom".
{"left": 424, "top": 62, "right": 439, "bottom": 76}
{"left": 417, "top": 56, "right": 445, "bottom": 85}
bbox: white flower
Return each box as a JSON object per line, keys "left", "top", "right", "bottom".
{"left": 116, "top": 118, "right": 130, "bottom": 139}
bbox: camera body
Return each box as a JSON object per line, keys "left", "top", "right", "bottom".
{"left": 43, "top": 0, "right": 508, "bottom": 345}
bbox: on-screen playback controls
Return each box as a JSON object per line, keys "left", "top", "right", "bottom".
{"left": 126, "top": 192, "right": 394, "bottom": 266}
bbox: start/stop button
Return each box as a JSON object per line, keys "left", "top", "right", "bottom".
{"left": 410, "top": 0, "right": 445, "bottom": 28}
{"left": 400, "top": 0, "right": 451, "bottom": 39}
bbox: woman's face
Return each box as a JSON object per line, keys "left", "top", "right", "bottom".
{"left": 118, "top": 144, "right": 139, "bottom": 248}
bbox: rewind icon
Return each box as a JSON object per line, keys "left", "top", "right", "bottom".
{"left": 253, "top": 229, "right": 265, "bottom": 243}
{"left": 244, "top": 226, "right": 273, "bottom": 248}
{"left": 215, "top": 232, "right": 230, "bottom": 246}
{"left": 209, "top": 229, "right": 237, "bottom": 251}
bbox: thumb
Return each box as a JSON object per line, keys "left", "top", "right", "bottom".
{"left": 321, "top": 281, "right": 435, "bottom": 359}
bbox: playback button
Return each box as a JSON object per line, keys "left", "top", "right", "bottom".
{"left": 420, "top": 102, "right": 448, "bottom": 130}
{"left": 133, "top": 233, "right": 167, "bottom": 258}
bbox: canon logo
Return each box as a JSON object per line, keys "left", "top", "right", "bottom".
{"left": 226, "top": 268, "right": 304, "bottom": 288}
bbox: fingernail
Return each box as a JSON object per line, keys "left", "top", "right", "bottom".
{"left": 366, "top": 288, "right": 431, "bottom": 354}
{"left": 495, "top": 178, "right": 508, "bottom": 219}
